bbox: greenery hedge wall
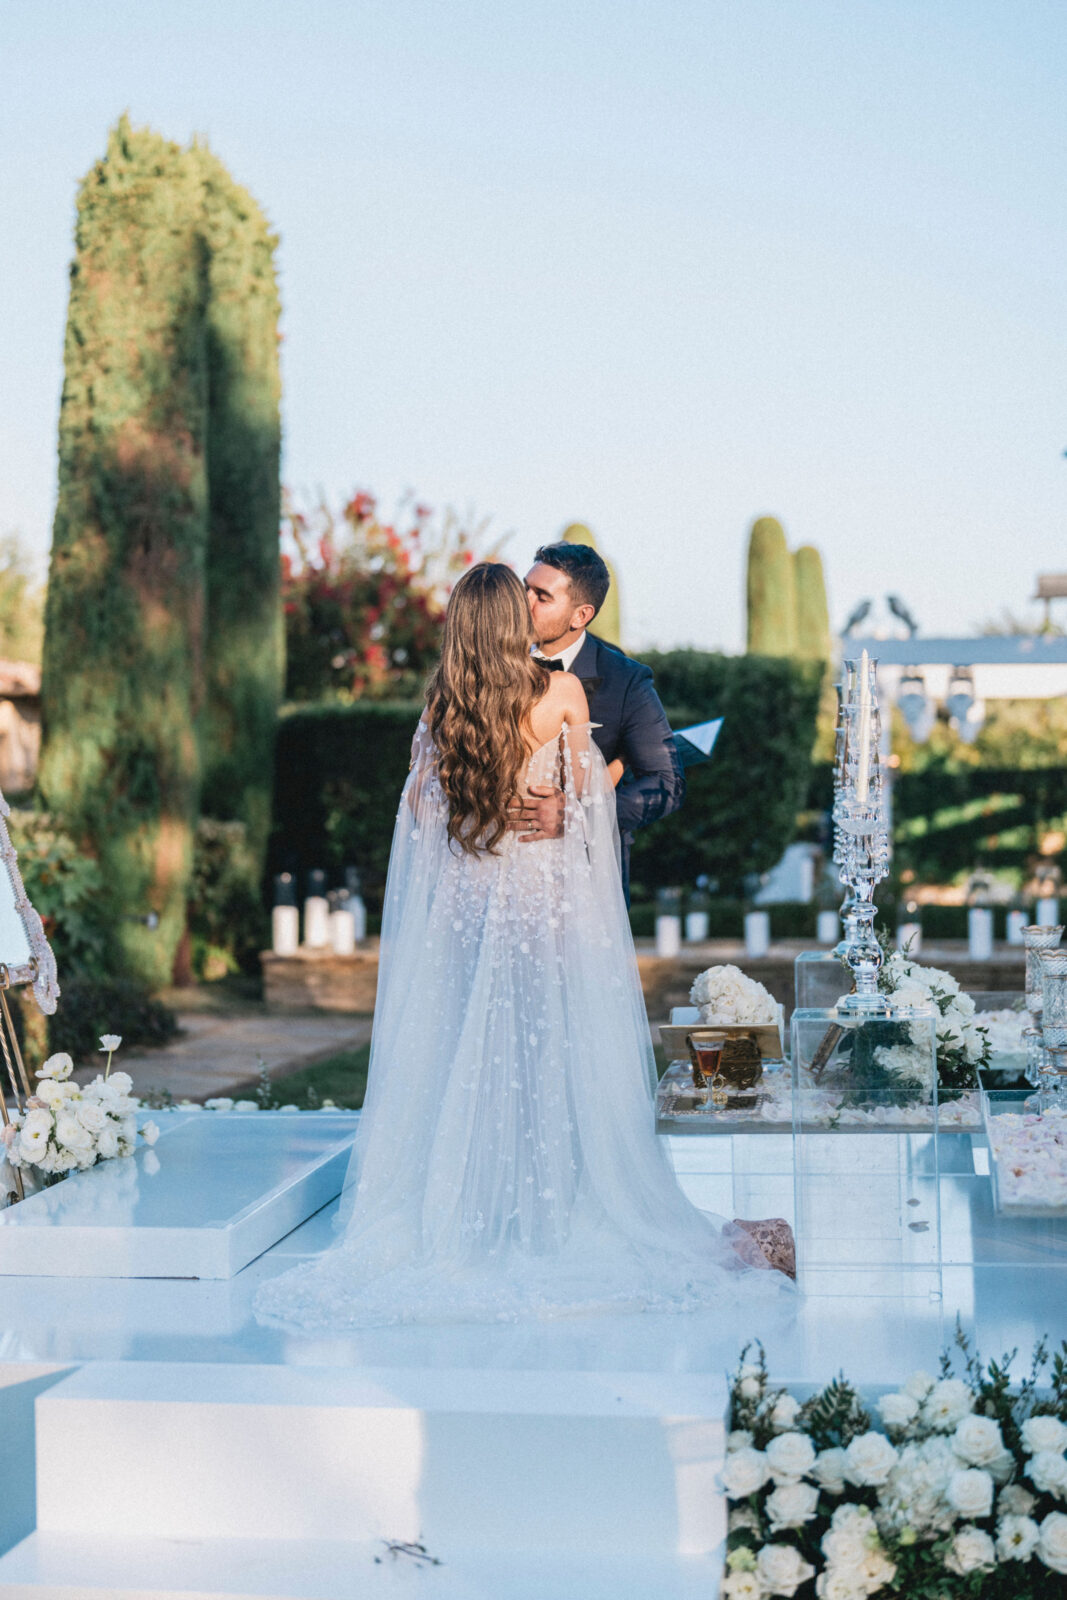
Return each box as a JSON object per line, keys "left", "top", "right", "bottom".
{"left": 270, "top": 652, "right": 823, "bottom": 905}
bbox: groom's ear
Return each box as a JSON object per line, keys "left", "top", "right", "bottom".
{"left": 570, "top": 601, "right": 596, "bottom": 631}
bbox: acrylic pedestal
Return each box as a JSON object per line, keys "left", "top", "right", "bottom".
{"left": 793, "top": 949, "right": 850, "bottom": 1012}
{"left": 790, "top": 1006, "right": 941, "bottom": 1298}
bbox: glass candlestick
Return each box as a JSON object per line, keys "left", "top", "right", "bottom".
{"left": 1024, "top": 923, "right": 1063, "bottom": 1019}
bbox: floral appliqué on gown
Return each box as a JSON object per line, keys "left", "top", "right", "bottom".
{"left": 255, "top": 720, "right": 792, "bottom": 1328}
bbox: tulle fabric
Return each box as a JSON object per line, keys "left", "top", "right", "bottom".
{"left": 255, "top": 721, "right": 793, "bottom": 1329}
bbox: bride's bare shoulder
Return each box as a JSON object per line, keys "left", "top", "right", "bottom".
{"left": 529, "top": 672, "right": 588, "bottom": 742}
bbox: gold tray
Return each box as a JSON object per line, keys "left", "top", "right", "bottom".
{"left": 658, "top": 1020, "right": 784, "bottom": 1064}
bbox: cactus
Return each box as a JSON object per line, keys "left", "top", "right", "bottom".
{"left": 745, "top": 516, "right": 796, "bottom": 656}
{"left": 561, "top": 522, "right": 622, "bottom": 647}
{"left": 793, "top": 544, "right": 831, "bottom": 662}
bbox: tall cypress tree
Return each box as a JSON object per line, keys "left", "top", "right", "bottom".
{"left": 40, "top": 118, "right": 210, "bottom": 987}
{"left": 195, "top": 147, "right": 283, "bottom": 864}
{"left": 745, "top": 516, "right": 796, "bottom": 656}
{"left": 793, "top": 544, "right": 831, "bottom": 662}
{"left": 561, "top": 522, "right": 622, "bottom": 647}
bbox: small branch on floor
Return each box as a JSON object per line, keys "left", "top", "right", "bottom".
{"left": 375, "top": 1539, "right": 443, "bottom": 1567}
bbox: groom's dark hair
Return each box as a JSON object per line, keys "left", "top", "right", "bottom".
{"left": 534, "top": 542, "right": 610, "bottom": 616}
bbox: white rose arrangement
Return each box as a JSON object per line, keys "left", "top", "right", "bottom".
{"left": 1, "top": 1037, "right": 159, "bottom": 1186}
{"left": 689, "top": 965, "right": 779, "bottom": 1027}
{"left": 722, "top": 1330, "right": 1067, "bottom": 1598}
{"left": 878, "top": 948, "right": 991, "bottom": 1099}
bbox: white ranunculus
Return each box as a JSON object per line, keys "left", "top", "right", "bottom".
{"left": 947, "top": 1467, "right": 994, "bottom": 1519}
{"left": 1038, "top": 1511, "right": 1067, "bottom": 1574}
{"left": 54, "top": 1113, "right": 92, "bottom": 1152}
{"left": 96, "top": 1125, "right": 119, "bottom": 1159}
{"left": 996, "top": 1513, "right": 1041, "bottom": 1562}
{"left": 22, "top": 1108, "right": 52, "bottom": 1140}
{"left": 842, "top": 1430, "right": 897, "bottom": 1487}
{"left": 765, "top": 1431, "right": 817, "bottom": 1483}
{"left": 17, "top": 1125, "right": 49, "bottom": 1160}
{"left": 877, "top": 1391, "right": 918, "bottom": 1430}
{"left": 141, "top": 1121, "right": 160, "bottom": 1146}
{"left": 921, "top": 1377, "right": 974, "bottom": 1431}
{"left": 721, "top": 1572, "right": 761, "bottom": 1600}
{"left": 769, "top": 1392, "right": 801, "bottom": 1431}
{"left": 902, "top": 1369, "right": 935, "bottom": 1401}
{"left": 1026, "top": 1451, "right": 1067, "bottom": 1499}
{"left": 812, "top": 1447, "right": 849, "bottom": 1494}
{"left": 765, "top": 1480, "right": 820, "bottom": 1532}
{"left": 952, "top": 1413, "right": 1004, "bottom": 1466}
{"left": 754, "top": 1543, "right": 814, "bottom": 1598}
{"left": 1022, "top": 1414, "right": 1067, "bottom": 1456}
{"left": 999, "top": 1483, "right": 1037, "bottom": 1517}
{"left": 943, "top": 1525, "right": 996, "bottom": 1576}
{"left": 98, "top": 1034, "right": 122, "bottom": 1052}
{"left": 727, "top": 1429, "right": 754, "bottom": 1453}
{"left": 75, "top": 1103, "right": 106, "bottom": 1135}
{"left": 720, "top": 1447, "right": 770, "bottom": 1499}
{"left": 38, "top": 1052, "right": 73, "bottom": 1081}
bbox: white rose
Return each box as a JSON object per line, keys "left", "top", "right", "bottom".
{"left": 1038, "top": 1511, "right": 1067, "bottom": 1575}
{"left": 96, "top": 1125, "right": 119, "bottom": 1159}
{"left": 765, "top": 1480, "right": 820, "bottom": 1531}
{"left": 814, "top": 1571, "right": 863, "bottom": 1600}
{"left": 35, "top": 1078, "right": 66, "bottom": 1106}
{"left": 1026, "top": 1451, "right": 1067, "bottom": 1499}
{"left": 141, "top": 1121, "right": 160, "bottom": 1147}
{"left": 952, "top": 1413, "right": 1004, "bottom": 1466}
{"left": 902, "top": 1370, "right": 935, "bottom": 1400}
{"left": 812, "top": 1447, "right": 849, "bottom": 1495}
{"left": 739, "top": 1376, "right": 761, "bottom": 1400}
{"left": 75, "top": 1103, "right": 107, "bottom": 1135}
{"left": 721, "top": 1573, "right": 761, "bottom": 1600}
{"left": 107, "top": 1071, "right": 133, "bottom": 1097}
{"left": 765, "top": 1432, "right": 817, "bottom": 1483}
{"left": 729, "top": 1505, "right": 761, "bottom": 1535}
{"left": 821, "top": 1503, "right": 877, "bottom": 1566}
{"left": 999, "top": 1483, "right": 1037, "bottom": 1517}
{"left": 727, "top": 1430, "right": 754, "bottom": 1453}
{"left": 1022, "top": 1414, "right": 1067, "bottom": 1456}
{"left": 38, "top": 1052, "right": 73, "bottom": 1081}
{"left": 720, "top": 1447, "right": 770, "bottom": 1499}
{"left": 21, "top": 1108, "right": 52, "bottom": 1140}
{"left": 860, "top": 1549, "right": 896, "bottom": 1591}
{"left": 921, "top": 1377, "right": 974, "bottom": 1431}
{"left": 54, "top": 1113, "right": 92, "bottom": 1152}
{"left": 843, "top": 1430, "right": 897, "bottom": 1487}
{"left": 891, "top": 981, "right": 930, "bottom": 1012}
{"left": 944, "top": 1525, "right": 996, "bottom": 1576}
{"left": 996, "top": 1513, "right": 1041, "bottom": 1562}
{"left": 947, "top": 1467, "right": 994, "bottom": 1519}
{"left": 876, "top": 1391, "right": 918, "bottom": 1430}
{"left": 769, "top": 1392, "right": 801, "bottom": 1431}
{"left": 754, "top": 1543, "right": 814, "bottom": 1598}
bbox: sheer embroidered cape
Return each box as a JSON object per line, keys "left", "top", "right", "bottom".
{"left": 254, "top": 721, "right": 792, "bottom": 1328}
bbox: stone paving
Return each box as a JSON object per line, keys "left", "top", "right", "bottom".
{"left": 72, "top": 1009, "right": 373, "bottom": 1103}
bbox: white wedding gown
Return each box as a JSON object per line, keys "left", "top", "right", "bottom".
{"left": 255, "top": 720, "right": 792, "bottom": 1329}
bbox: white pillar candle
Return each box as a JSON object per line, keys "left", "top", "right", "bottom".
{"left": 855, "top": 649, "right": 872, "bottom": 804}
{"left": 968, "top": 907, "right": 994, "bottom": 961}
{"left": 655, "top": 914, "right": 682, "bottom": 958}
{"left": 1037, "top": 897, "right": 1061, "bottom": 928}
{"left": 685, "top": 911, "right": 710, "bottom": 942}
{"left": 1006, "top": 910, "right": 1027, "bottom": 946}
{"left": 303, "top": 895, "right": 330, "bottom": 949}
{"left": 744, "top": 910, "right": 771, "bottom": 958}
{"left": 271, "top": 904, "right": 300, "bottom": 957}
{"left": 816, "top": 910, "right": 840, "bottom": 945}
{"left": 330, "top": 908, "right": 357, "bottom": 956}
{"left": 347, "top": 894, "right": 367, "bottom": 942}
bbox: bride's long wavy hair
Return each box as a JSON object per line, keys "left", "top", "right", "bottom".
{"left": 426, "top": 562, "right": 548, "bottom": 856}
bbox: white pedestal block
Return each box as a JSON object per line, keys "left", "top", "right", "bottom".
{"left": 28, "top": 1360, "right": 728, "bottom": 1559}
{"left": 0, "top": 1114, "right": 358, "bottom": 1280}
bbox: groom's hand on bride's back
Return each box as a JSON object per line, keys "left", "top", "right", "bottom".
{"left": 507, "top": 784, "right": 565, "bottom": 843}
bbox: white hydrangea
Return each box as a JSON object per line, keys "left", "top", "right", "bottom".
{"left": 878, "top": 1436, "right": 958, "bottom": 1535}
{"left": 688, "top": 964, "right": 778, "bottom": 1026}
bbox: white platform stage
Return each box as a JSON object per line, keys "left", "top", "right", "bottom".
{"left": 0, "top": 1115, "right": 1062, "bottom": 1599}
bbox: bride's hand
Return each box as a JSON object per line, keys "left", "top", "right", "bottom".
{"left": 507, "top": 784, "right": 565, "bottom": 842}
{"left": 607, "top": 759, "right": 624, "bottom": 788}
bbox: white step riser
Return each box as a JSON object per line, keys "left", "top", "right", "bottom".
{"left": 34, "top": 1366, "right": 727, "bottom": 1558}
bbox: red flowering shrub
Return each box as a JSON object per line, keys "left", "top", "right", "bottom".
{"left": 282, "top": 491, "right": 500, "bottom": 701}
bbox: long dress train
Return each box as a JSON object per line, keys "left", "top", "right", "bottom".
{"left": 254, "top": 720, "right": 793, "bottom": 1328}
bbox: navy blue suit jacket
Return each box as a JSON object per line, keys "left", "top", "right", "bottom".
{"left": 569, "top": 633, "right": 684, "bottom": 900}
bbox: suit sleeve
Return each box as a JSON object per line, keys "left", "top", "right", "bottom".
{"left": 613, "top": 664, "right": 685, "bottom": 837}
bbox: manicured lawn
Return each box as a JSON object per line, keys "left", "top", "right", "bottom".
{"left": 270, "top": 1043, "right": 371, "bottom": 1110}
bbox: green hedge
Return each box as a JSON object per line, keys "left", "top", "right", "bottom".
{"left": 270, "top": 652, "right": 822, "bottom": 905}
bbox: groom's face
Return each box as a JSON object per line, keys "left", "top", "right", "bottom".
{"left": 524, "top": 562, "right": 587, "bottom": 648}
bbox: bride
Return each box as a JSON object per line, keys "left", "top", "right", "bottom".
{"left": 255, "top": 563, "right": 792, "bottom": 1328}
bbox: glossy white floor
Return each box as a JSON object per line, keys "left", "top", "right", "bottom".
{"left": 0, "top": 1118, "right": 1062, "bottom": 1600}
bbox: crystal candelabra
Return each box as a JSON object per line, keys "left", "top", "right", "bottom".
{"left": 1033, "top": 948, "right": 1067, "bottom": 1111}
{"left": 1022, "top": 923, "right": 1063, "bottom": 1088}
{"left": 832, "top": 654, "right": 891, "bottom": 1012}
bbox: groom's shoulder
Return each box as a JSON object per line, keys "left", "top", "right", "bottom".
{"left": 588, "top": 634, "right": 654, "bottom": 686}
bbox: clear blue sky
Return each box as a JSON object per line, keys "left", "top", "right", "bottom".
{"left": 2, "top": 0, "right": 1064, "bottom": 651}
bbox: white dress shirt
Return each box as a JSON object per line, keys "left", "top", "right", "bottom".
{"left": 533, "top": 631, "right": 586, "bottom": 673}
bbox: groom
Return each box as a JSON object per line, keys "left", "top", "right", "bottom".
{"left": 511, "top": 541, "right": 685, "bottom": 899}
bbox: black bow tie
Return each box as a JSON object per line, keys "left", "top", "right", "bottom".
{"left": 538, "top": 657, "right": 565, "bottom": 672}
